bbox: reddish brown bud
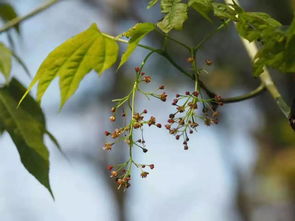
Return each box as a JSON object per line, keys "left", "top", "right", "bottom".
{"left": 149, "top": 164, "right": 155, "bottom": 169}
{"left": 104, "top": 131, "right": 111, "bottom": 136}
{"left": 156, "top": 123, "right": 162, "bottom": 128}
{"left": 107, "top": 165, "right": 113, "bottom": 170}
{"left": 148, "top": 116, "right": 156, "bottom": 126}
{"left": 205, "top": 59, "right": 213, "bottom": 66}
{"left": 159, "top": 85, "right": 165, "bottom": 90}
{"left": 160, "top": 92, "right": 167, "bottom": 102}
{"left": 135, "top": 67, "right": 141, "bottom": 72}
{"left": 144, "top": 76, "right": 152, "bottom": 83}
{"left": 111, "top": 107, "right": 116, "bottom": 112}
{"left": 192, "top": 91, "right": 199, "bottom": 97}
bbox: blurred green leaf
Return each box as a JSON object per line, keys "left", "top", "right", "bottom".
{"left": 237, "top": 12, "right": 281, "bottom": 42}
{"left": 188, "top": 0, "right": 213, "bottom": 22}
{"left": 157, "top": 0, "right": 188, "bottom": 33}
{"left": 0, "top": 3, "right": 19, "bottom": 32}
{"left": 118, "top": 23, "right": 155, "bottom": 68}
{"left": 20, "top": 24, "right": 119, "bottom": 108}
{"left": 240, "top": 16, "right": 295, "bottom": 76}
{"left": 0, "top": 42, "right": 12, "bottom": 82}
{"left": 0, "top": 79, "right": 52, "bottom": 196}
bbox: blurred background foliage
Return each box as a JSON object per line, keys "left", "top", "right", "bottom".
{"left": 0, "top": 0, "right": 294, "bottom": 221}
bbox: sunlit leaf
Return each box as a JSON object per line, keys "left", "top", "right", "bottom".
{"left": 0, "top": 42, "right": 12, "bottom": 82}
{"left": 212, "top": 3, "right": 236, "bottom": 20}
{"left": 0, "top": 79, "right": 52, "bottom": 196}
{"left": 118, "top": 23, "right": 155, "bottom": 68}
{"left": 188, "top": 0, "right": 213, "bottom": 22}
{"left": 157, "top": 0, "right": 188, "bottom": 33}
{"left": 20, "top": 24, "right": 119, "bottom": 108}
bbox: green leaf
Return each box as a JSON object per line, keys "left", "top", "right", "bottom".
{"left": 237, "top": 12, "right": 281, "bottom": 42}
{"left": 212, "top": 3, "right": 237, "bottom": 20}
{"left": 20, "top": 24, "right": 119, "bottom": 108}
{"left": 253, "top": 18, "right": 295, "bottom": 76}
{"left": 188, "top": 0, "right": 213, "bottom": 22}
{"left": 0, "top": 79, "right": 53, "bottom": 196}
{"left": 147, "top": 0, "right": 159, "bottom": 9}
{"left": 0, "top": 42, "right": 12, "bottom": 82}
{"left": 157, "top": 0, "right": 188, "bottom": 33}
{"left": 118, "top": 23, "right": 155, "bottom": 68}
{"left": 0, "top": 3, "right": 19, "bottom": 33}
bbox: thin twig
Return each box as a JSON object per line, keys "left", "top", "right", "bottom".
{"left": 0, "top": 0, "right": 60, "bottom": 34}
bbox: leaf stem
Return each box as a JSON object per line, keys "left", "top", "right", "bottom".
{"left": 222, "top": 84, "right": 266, "bottom": 103}
{"left": 0, "top": 0, "right": 60, "bottom": 34}
{"left": 194, "top": 20, "right": 230, "bottom": 51}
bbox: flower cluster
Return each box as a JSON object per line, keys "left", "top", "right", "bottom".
{"left": 102, "top": 66, "right": 164, "bottom": 190}
{"left": 164, "top": 90, "right": 220, "bottom": 150}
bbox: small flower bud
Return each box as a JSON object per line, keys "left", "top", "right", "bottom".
{"left": 144, "top": 76, "right": 152, "bottom": 83}
{"left": 160, "top": 92, "right": 167, "bottom": 102}
{"left": 149, "top": 164, "right": 155, "bottom": 169}
{"left": 156, "top": 123, "right": 162, "bottom": 128}
{"left": 186, "top": 57, "right": 194, "bottom": 63}
{"left": 109, "top": 115, "right": 116, "bottom": 122}
{"left": 104, "top": 131, "right": 111, "bottom": 136}
{"left": 107, "top": 165, "right": 113, "bottom": 170}
{"left": 111, "top": 107, "right": 116, "bottom": 112}
{"left": 192, "top": 91, "right": 199, "bottom": 97}
{"left": 140, "top": 171, "right": 149, "bottom": 178}
{"left": 135, "top": 67, "right": 141, "bottom": 72}
{"left": 205, "top": 59, "right": 213, "bottom": 65}
{"left": 103, "top": 143, "right": 113, "bottom": 151}
{"left": 159, "top": 85, "right": 165, "bottom": 90}
{"left": 111, "top": 170, "right": 118, "bottom": 177}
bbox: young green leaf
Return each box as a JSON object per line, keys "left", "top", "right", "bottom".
{"left": 147, "top": 0, "right": 159, "bottom": 9}
{"left": 253, "top": 18, "right": 295, "bottom": 76}
{"left": 20, "top": 24, "right": 119, "bottom": 108}
{"left": 0, "top": 42, "right": 12, "bottom": 82}
{"left": 188, "top": 0, "right": 213, "bottom": 22}
{"left": 0, "top": 79, "right": 52, "bottom": 197}
{"left": 237, "top": 12, "right": 281, "bottom": 42}
{"left": 118, "top": 23, "right": 155, "bottom": 68}
{"left": 212, "top": 3, "right": 237, "bottom": 20}
{"left": 157, "top": 0, "right": 188, "bottom": 33}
